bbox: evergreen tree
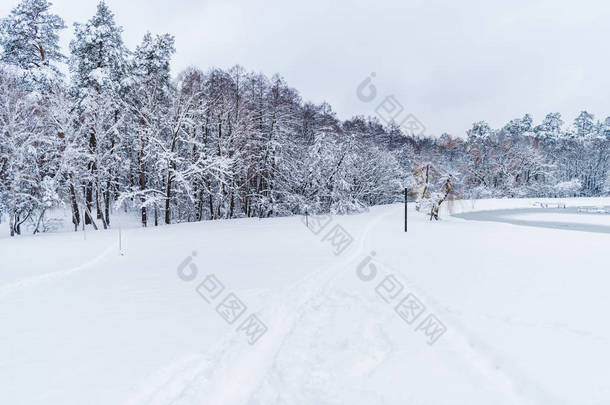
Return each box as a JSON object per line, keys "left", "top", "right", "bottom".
{"left": 535, "top": 112, "right": 564, "bottom": 140}
{"left": 125, "top": 32, "right": 175, "bottom": 226}
{"left": 573, "top": 110, "right": 595, "bottom": 138}
{"left": 69, "top": 1, "right": 127, "bottom": 92}
{"left": 0, "top": 0, "right": 65, "bottom": 80}
{"left": 69, "top": 1, "right": 128, "bottom": 227}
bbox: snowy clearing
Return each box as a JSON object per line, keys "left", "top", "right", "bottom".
{"left": 1, "top": 198, "right": 610, "bottom": 405}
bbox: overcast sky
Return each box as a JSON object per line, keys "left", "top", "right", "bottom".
{"left": 2, "top": 0, "right": 610, "bottom": 136}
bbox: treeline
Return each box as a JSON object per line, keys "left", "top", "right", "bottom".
{"left": 0, "top": 0, "right": 608, "bottom": 236}
{"left": 418, "top": 113, "right": 610, "bottom": 200}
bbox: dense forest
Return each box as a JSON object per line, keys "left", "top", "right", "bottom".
{"left": 1, "top": 0, "right": 609, "bottom": 236}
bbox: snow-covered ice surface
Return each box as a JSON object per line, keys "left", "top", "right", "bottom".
{"left": 1, "top": 198, "right": 610, "bottom": 405}
{"left": 453, "top": 206, "right": 610, "bottom": 234}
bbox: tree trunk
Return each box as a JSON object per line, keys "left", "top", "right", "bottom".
{"left": 104, "top": 182, "right": 111, "bottom": 226}
{"left": 196, "top": 189, "right": 204, "bottom": 221}
{"left": 229, "top": 192, "right": 235, "bottom": 218}
{"left": 86, "top": 129, "right": 97, "bottom": 225}
{"left": 96, "top": 180, "right": 103, "bottom": 220}
{"left": 105, "top": 128, "right": 116, "bottom": 226}
{"left": 33, "top": 209, "right": 46, "bottom": 234}
{"left": 9, "top": 211, "right": 15, "bottom": 237}
{"left": 164, "top": 163, "right": 174, "bottom": 225}
{"left": 70, "top": 183, "right": 80, "bottom": 231}
{"left": 165, "top": 179, "right": 171, "bottom": 225}
{"left": 208, "top": 193, "right": 214, "bottom": 220}
{"left": 430, "top": 175, "right": 453, "bottom": 221}
{"left": 96, "top": 182, "right": 106, "bottom": 229}
{"left": 140, "top": 123, "right": 147, "bottom": 227}
{"left": 85, "top": 182, "right": 93, "bottom": 224}
{"left": 83, "top": 203, "right": 99, "bottom": 230}
{"left": 141, "top": 205, "right": 147, "bottom": 227}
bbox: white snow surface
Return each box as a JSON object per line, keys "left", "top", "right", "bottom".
{"left": 1, "top": 198, "right": 610, "bottom": 405}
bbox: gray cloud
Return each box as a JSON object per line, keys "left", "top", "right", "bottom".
{"left": 2, "top": 0, "right": 610, "bottom": 136}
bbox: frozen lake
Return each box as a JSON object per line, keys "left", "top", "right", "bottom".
{"left": 453, "top": 206, "right": 610, "bottom": 234}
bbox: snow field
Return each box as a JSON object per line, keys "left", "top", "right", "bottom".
{"left": 1, "top": 198, "right": 609, "bottom": 404}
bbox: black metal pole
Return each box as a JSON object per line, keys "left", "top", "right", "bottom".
{"left": 404, "top": 187, "right": 408, "bottom": 232}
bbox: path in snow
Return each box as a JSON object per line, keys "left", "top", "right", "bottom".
{"left": 0, "top": 242, "right": 115, "bottom": 297}
{"left": 3, "top": 199, "right": 610, "bottom": 405}
{"left": 125, "top": 206, "right": 552, "bottom": 405}
{"left": 124, "top": 209, "right": 394, "bottom": 405}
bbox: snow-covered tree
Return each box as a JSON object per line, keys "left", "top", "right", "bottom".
{"left": 69, "top": 1, "right": 128, "bottom": 228}
{"left": 535, "top": 112, "right": 564, "bottom": 140}
{"left": 573, "top": 110, "right": 595, "bottom": 138}
{"left": 0, "top": 66, "right": 62, "bottom": 235}
{"left": 2, "top": 1, "right": 610, "bottom": 236}
{"left": 0, "top": 0, "right": 65, "bottom": 85}
{"left": 122, "top": 32, "right": 175, "bottom": 226}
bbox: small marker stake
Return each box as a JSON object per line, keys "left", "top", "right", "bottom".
{"left": 119, "top": 226, "right": 124, "bottom": 256}
{"left": 404, "top": 187, "right": 408, "bottom": 232}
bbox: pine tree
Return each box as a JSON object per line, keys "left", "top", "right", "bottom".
{"left": 535, "top": 112, "right": 564, "bottom": 140}
{"left": 573, "top": 110, "right": 595, "bottom": 138}
{"left": 69, "top": 1, "right": 128, "bottom": 228}
{"left": 0, "top": 0, "right": 65, "bottom": 82}
{"left": 126, "top": 32, "right": 175, "bottom": 226}
{"left": 69, "top": 1, "right": 127, "bottom": 92}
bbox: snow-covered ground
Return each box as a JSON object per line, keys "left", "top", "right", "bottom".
{"left": 1, "top": 198, "right": 609, "bottom": 405}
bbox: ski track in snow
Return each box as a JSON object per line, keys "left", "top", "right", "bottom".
{"left": 0, "top": 242, "right": 115, "bottom": 297}
{"left": 124, "top": 208, "right": 557, "bottom": 405}
{"left": 375, "top": 256, "right": 561, "bottom": 405}
{"left": 0, "top": 208, "right": 560, "bottom": 405}
{"left": 124, "top": 210, "right": 392, "bottom": 405}
{"left": 442, "top": 307, "right": 609, "bottom": 343}
{"left": 3, "top": 199, "right": 609, "bottom": 404}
